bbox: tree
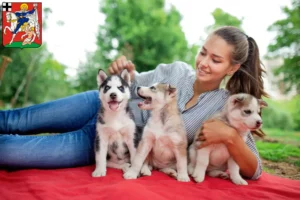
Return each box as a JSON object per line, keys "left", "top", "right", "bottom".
{"left": 267, "top": 0, "right": 300, "bottom": 93}
{"left": 76, "top": 0, "right": 194, "bottom": 91}
{"left": 98, "top": 0, "right": 189, "bottom": 71}
{"left": 206, "top": 8, "right": 243, "bottom": 33}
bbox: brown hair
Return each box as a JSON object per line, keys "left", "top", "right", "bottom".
{"left": 213, "top": 26, "right": 269, "bottom": 137}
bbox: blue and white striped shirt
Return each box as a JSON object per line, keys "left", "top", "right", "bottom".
{"left": 128, "top": 61, "right": 262, "bottom": 180}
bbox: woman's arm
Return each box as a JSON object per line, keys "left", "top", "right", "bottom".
{"left": 224, "top": 129, "right": 261, "bottom": 179}
{"left": 198, "top": 119, "right": 262, "bottom": 179}
{"left": 108, "top": 55, "right": 188, "bottom": 99}
{"left": 129, "top": 64, "right": 173, "bottom": 98}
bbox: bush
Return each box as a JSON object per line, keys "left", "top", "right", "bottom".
{"left": 262, "top": 99, "right": 294, "bottom": 131}
{"left": 287, "top": 95, "right": 300, "bottom": 131}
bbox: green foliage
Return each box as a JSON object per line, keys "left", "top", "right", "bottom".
{"left": 267, "top": 0, "right": 300, "bottom": 93}
{"left": 27, "top": 55, "right": 77, "bottom": 104}
{"left": 286, "top": 95, "right": 300, "bottom": 130}
{"left": 185, "top": 44, "right": 199, "bottom": 69}
{"left": 263, "top": 128, "right": 300, "bottom": 141}
{"left": 0, "top": 45, "right": 75, "bottom": 107}
{"left": 76, "top": 0, "right": 195, "bottom": 91}
{"left": 262, "top": 96, "right": 300, "bottom": 131}
{"left": 256, "top": 141, "right": 300, "bottom": 166}
{"left": 74, "top": 52, "right": 100, "bottom": 92}
{"left": 100, "top": 0, "right": 190, "bottom": 69}
{"left": 261, "top": 98, "right": 294, "bottom": 130}
{"left": 206, "top": 8, "right": 243, "bottom": 33}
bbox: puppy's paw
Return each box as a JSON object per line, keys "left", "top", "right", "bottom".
{"left": 187, "top": 164, "right": 194, "bottom": 175}
{"left": 92, "top": 168, "right": 106, "bottom": 177}
{"left": 177, "top": 173, "right": 190, "bottom": 182}
{"left": 121, "top": 163, "right": 131, "bottom": 173}
{"left": 160, "top": 168, "right": 177, "bottom": 178}
{"left": 193, "top": 175, "right": 205, "bottom": 183}
{"left": 141, "top": 165, "right": 152, "bottom": 176}
{"left": 231, "top": 176, "right": 248, "bottom": 185}
{"left": 123, "top": 169, "right": 138, "bottom": 179}
{"left": 207, "top": 170, "right": 229, "bottom": 179}
{"left": 219, "top": 173, "right": 229, "bottom": 180}
{"left": 192, "top": 171, "right": 205, "bottom": 183}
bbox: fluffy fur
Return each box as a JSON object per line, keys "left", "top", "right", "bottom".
{"left": 92, "top": 69, "right": 138, "bottom": 177}
{"left": 123, "top": 83, "right": 190, "bottom": 182}
{"left": 188, "top": 93, "right": 268, "bottom": 185}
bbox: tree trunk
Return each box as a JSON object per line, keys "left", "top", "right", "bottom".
{"left": 10, "top": 54, "right": 39, "bottom": 107}
{"left": 0, "top": 56, "right": 12, "bottom": 86}
{"left": 23, "top": 73, "right": 33, "bottom": 106}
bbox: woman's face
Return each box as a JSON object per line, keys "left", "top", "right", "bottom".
{"left": 195, "top": 34, "right": 239, "bottom": 85}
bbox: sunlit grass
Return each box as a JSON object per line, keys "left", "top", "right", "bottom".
{"left": 262, "top": 166, "right": 275, "bottom": 174}
{"left": 263, "top": 128, "right": 300, "bottom": 141}
{"left": 256, "top": 140, "right": 300, "bottom": 166}
{"left": 262, "top": 128, "right": 300, "bottom": 146}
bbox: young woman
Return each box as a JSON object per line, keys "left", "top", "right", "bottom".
{"left": 0, "top": 26, "right": 268, "bottom": 180}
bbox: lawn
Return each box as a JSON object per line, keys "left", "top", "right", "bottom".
{"left": 257, "top": 128, "right": 300, "bottom": 165}
{"left": 262, "top": 128, "right": 300, "bottom": 145}
{"left": 256, "top": 140, "right": 300, "bottom": 166}
{"left": 256, "top": 128, "right": 300, "bottom": 179}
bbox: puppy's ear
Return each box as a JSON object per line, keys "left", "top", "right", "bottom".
{"left": 233, "top": 97, "right": 244, "bottom": 104}
{"left": 121, "top": 69, "right": 131, "bottom": 86}
{"left": 168, "top": 84, "right": 177, "bottom": 97}
{"left": 230, "top": 94, "right": 245, "bottom": 105}
{"left": 234, "top": 97, "right": 244, "bottom": 104}
{"left": 258, "top": 99, "right": 268, "bottom": 108}
{"left": 97, "top": 69, "right": 108, "bottom": 87}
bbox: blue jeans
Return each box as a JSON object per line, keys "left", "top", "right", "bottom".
{"left": 0, "top": 90, "right": 100, "bottom": 169}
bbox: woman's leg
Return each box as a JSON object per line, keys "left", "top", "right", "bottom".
{"left": 0, "top": 90, "right": 100, "bottom": 135}
{"left": 0, "top": 115, "right": 97, "bottom": 169}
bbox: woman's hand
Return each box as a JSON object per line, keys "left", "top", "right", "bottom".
{"left": 196, "top": 119, "right": 259, "bottom": 179}
{"left": 196, "top": 119, "right": 238, "bottom": 148}
{"left": 108, "top": 55, "right": 136, "bottom": 80}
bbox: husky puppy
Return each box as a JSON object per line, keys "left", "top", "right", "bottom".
{"left": 188, "top": 93, "right": 268, "bottom": 185}
{"left": 123, "top": 83, "right": 190, "bottom": 182}
{"left": 92, "top": 69, "right": 137, "bottom": 177}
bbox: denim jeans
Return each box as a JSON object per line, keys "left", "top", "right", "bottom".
{"left": 0, "top": 90, "right": 100, "bottom": 169}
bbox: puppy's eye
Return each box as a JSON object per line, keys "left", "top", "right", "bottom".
{"left": 118, "top": 86, "right": 124, "bottom": 92}
{"left": 244, "top": 110, "right": 252, "bottom": 115}
{"left": 104, "top": 86, "right": 111, "bottom": 91}
{"left": 150, "top": 86, "right": 156, "bottom": 90}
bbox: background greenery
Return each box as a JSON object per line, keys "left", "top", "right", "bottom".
{"left": 0, "top": 0, "right": 299, "bottom": 177}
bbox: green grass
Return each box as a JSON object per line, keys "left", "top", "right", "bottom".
{"left": 262, "top": 128, "right": 300, "bottom": 145}
{"left": 256, "top": 128, "right": 300, "bottom": 168}
{"left": 262, "top": 166, "right": 276, "bottom": 174}
{"left": 256, "top": 140, "right": 300, "bottom": 166}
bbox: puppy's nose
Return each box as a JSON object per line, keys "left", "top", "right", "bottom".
{"left": 110, "top": 93, "right": 117, "bottom": 99}
{"left": 256, "top": 120, "right": 262, "bottom": 127}
{"left": 137, "top": 87, "right": 141, "bottom": 91}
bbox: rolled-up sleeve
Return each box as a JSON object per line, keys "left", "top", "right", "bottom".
{"left": 130, "top": 61, "right": 191, "bottom": 98}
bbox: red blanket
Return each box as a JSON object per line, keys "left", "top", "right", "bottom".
{"left": 0, "top": 166, "right": 299, "bottom": 200}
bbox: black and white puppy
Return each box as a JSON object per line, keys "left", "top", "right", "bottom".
{"left": 92, "top": 69, "right": 137, "bottom": 177}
